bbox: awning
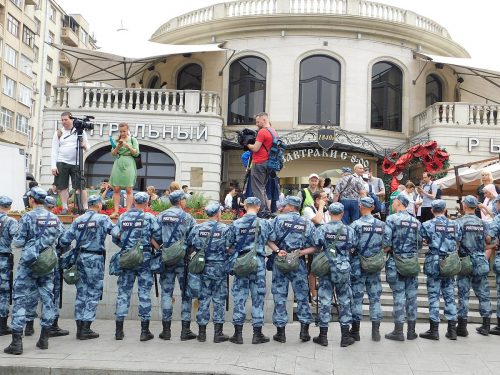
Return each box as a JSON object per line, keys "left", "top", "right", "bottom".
{"left": 50, "top": 41, "right": 226, "bottom": 87}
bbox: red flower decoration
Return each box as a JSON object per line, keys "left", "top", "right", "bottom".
{"left": 414, "top": 147, "right": 429, "bottom": 158}
{"left": 423, "top": 140, "right": 438, "bottom": 151}
{"left": 395, "top": 153, "right": 414, "bottom": 169}
{"left": 434, "top": 149, "right": 449, "bottom": 161}
{"left": 408, "top": 145, "right": 420, "bottom": 154}
{"left": 426, "top": 160, "right": 444, "bottom": 173}
{"left": 390, "top": 152, "right": 400, "bottom": 160}
{"left": 390, "top": 176, "right": 399, "bottom": 192}
{"left": 423, "top": 154, "right": 434, "bottom": 164}
{"left": 382, "top": 157, "right": 397, "bottom": 175}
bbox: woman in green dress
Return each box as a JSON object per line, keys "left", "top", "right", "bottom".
{"left": 109, "top": 122, "right": 139, "bottom": 218}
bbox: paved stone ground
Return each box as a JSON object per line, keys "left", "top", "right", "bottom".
{"left": 0, "top": 319, "right": 499, "bottom": 375}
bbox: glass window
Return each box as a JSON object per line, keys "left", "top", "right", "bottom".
{"left": 59, "top": 65, "right": 66, "bottom": 77}
{"left": 46, "top": 56, "right": 53, "bottom": 72}
{"left": 3, "top": 76, "right": 16, "bottom": 98}
{"left": 228, "top": 56, "right": 266, "bottom": 125}
{"left": 426, "top": 74, "right": 443, "bottom": 107}
{"left": 49, "top": 5, "right": 56, "bottom": 22}
{"left": 177, "top": 63, "right": 202, "bottom": 90}
{"left": 371, "top": 62, "right": 403, "bottom": 132}
{"left": 22, "top": 26, "right": 35, "bottom": 48}
{"left": 44, "top": 81, "right": 52, "bottom": 98}
{"left": 299, "top": 55, "right": 341, "bottom": 125}
{"left": 16, "top": 114, "right": 29, "bottom": 134}
{"left": 48, "top": 31, "right": 55, "bottom": 44}
{"left": 80, "top": 29, "right": 87, "bottom": 44}
{"left": 10, "top": 0, "right": 22, "bottom": 8}
{"left": 18, "top": 84, "right": 32, "bottom": 107}
{"left": 4, "top": 44, "right": 18, "bottom": 67}
{"left": 34, "top": 46, "right": 39, "bottom": 62}
{"left": 7, "top": 14, "right": 20, "bottom": 37}
{"left": 0, "top": 107, "right": 14, "bottom": 129}
{"left": 20, "top": 55, "right": 33, "bottom": 77}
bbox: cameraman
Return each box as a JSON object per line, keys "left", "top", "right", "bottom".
{"left": 246, "top": 112, "right": 277, "bottom": 218}
{"left": 51, "top": 111, "right": 90, "bottom": 214}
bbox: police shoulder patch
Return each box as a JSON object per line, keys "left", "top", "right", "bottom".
{"left": 122, "top": 220, "right": 143, "bottom": 229}
{"left": 283, "top": 220, "right": 306, "bottom": 233}
{"left": 37, "top": 218, "right": 58, "bottom": 228}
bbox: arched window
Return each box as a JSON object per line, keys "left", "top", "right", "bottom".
{"left": 85, "top": 145, "right": 176, "bottom": 192}
{"left": 228, "top": 56, "right": 266, "bottom": 125}
{"left": 177, "top": 63, "right": 202, "bottom": 90}
{"left": 147, "top": 72, "right": 161, "bottom": 89}
{"left": 371, "top": 62, "right": 403, "bottom": 132}
{"left": 299, "top": 55, "right": 341, "bottom": 125}
{"left": 426, "top": 74, "right": 443, "bottom": 106}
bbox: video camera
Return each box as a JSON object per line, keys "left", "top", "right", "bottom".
{"left": 70, "top": 115, "right": 95, "bottom": 132}
{"left": 237, "top": 128, "right": 257, "bottom": 151}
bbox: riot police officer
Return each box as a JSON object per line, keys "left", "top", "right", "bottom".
{"left": 4, "top": 187, "right": 65, "bottom": 355}
{"left": 383, "top": 194, "right": 422, "bottom": 341}
{"left": 312, "top": 202, "right": 356, "bottom": 347}
{"left": 419, "top": 199, "right": 462, "bottom": 340}
{"left": 270, "top": 195, "right": 315, "bottom": 343}
{"left": 484, "top": 195, "right": 500, "bottom": 335}
{"left": 187, "top": 202, "right": 230, "bottom": 343}
{"left": 455, "top": 195, "right": 492, "bottom": 337}
{"left": 156, "top": 190, "right": 197, "bottom": 341}
{"left": 226, "top": 197, "right": 275, "bottom": 345}
{"left": 350, "top": 197, "right": 385, "bottom": 342}
{"left": 0, "top": 196, "right": 18, "bottom": 336}
{"left": 59, "top": 195, "right": 114, "bottom": 339}
{"left": 111, "top": 192, "right": 161, "bottom": 341}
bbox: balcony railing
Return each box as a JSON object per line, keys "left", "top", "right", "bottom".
{"left": 61, "top": 27, "right": 79, "bottom": 47}
{"left": 153, "top": 0, "right": 448, "bottom": 38}
{"left": 413, "top": 102, "right": 500, "bottom": 134}
{"left": 52, "top": 86, "right": 221, "bottom": 116}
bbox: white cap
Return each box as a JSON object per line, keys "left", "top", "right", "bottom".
{"left": 308, "top": 173, "right": 319, "bottom": 180}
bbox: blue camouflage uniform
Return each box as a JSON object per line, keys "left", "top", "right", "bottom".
{"left": 59, "top": 203, "right": 114, "bottom": 322}
{"left": 350, "top": 201, "right": 385, "bottom": 323}
{"left": 10, "top": 190, "right": 65, "bottom": 332}
{"left": 0, "top": 197, "right": 18, "bottom": 319}
{"left": 226, "top": 211, "right": 274, "bottom": 327}
{"left": 420, "top": 201, "right": 462, "bottom": 323}
{"left": 112, "top": 205, "right": 161, "bottom": 322}
{"left": 313, "top": 209, "right": 355, "bottom": 328}
{"left": 383, "top": 206, "right": 422, "bottom": 324}
{"left": 270, "top": 199, "right": 315, "bottom": 327}
{"left": 187, "top": 215, "right": 230, "bottom": 326}
{"left": 486, "top": 208, "right": 500, "bottom": 322}
{"left": 156, "top": 197, "right": 196, "bottom": 323}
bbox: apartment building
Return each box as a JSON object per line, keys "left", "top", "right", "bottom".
{"left": 0, "top": 0, "right": 95, "bottom": 178}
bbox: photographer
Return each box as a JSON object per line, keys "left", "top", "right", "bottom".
{"left": 51, "top": 112, "right": 90, "bottom": 214}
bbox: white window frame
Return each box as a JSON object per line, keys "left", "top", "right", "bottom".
{"left": 0, "top": 107, "right": 14, "bottom": 129}
{"left": 7, "top": 14, "right": 20, "bottom": 37}
{"left": 46, "top": 56, "right": 53, "bottom": 72}
{"left": 10, "top": 0, "right": 22, "bottom": 8}
{"left": 18, "top": 84, "right": 32, "bottom": 107}
{"left": 3, "top": 76, "right": 16, "bottom": 98}
{"left": 4, "top": 44, "right": 18, "bottom": 68}
{"left": 20, "top": 55, "right": 33, "bottom": 77}
{"left": 16, "top": 114, "right": 29, "bottom": 134}
{"left": 49, "top": 5, "right": 56, "bottom": 22}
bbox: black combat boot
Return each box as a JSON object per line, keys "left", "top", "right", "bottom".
{"left": 300, "top": 323, "right": 311, "bottom": 342}
{"left": 48, "top": 317, "right": 69, "bottom": 337}
{"left": 229, "top": 325, "right": 243, "bottom": 344}
{"left": 457, "top": 317, "right": 468, "bottom": 337}
{"left": 36, "top": 327, "right": 50, "bottom": 349}
{"left": 80, "top": 321, "right": 99, "bottom": 340}
{"left": 115, "top": 320, "right": 124, "bottom": 340}
{"left": 180, "top": 320, "right": 197, "bottom": 341}
{"left": 420, "top": 320, "right": 439, "bottom": 340}
{"left": 313, "top": 327, "right": 328, "bottom": 347}
{"left": 3, "top": 331, "right": 23, "bottom": 355}
{"left": 445, "top": 320, "right": 457, "bottom": 340}
{"left": 371, "top": 321, "right": 381, "bottom": 342}
{"left": 158, "top": 320, "right": 171, "bottom": 340}
{"left": 349, "top": 320, "right": 360, "bottom": 341}
{"left": 476, "top": 317, "right": 490, "bottom": 336}
{"left": 0, "top": 316, "right": 12, "bottom": 336}
{"left": 385, "top": 322, "right": 405, "bottom": 341}
{"left": 24, "top": 320, "right": 34, "bottom": 336}
{"left": 213, "top": 323, "right": 229, "bottom": 343}
{"left": 197, "top": 325, "right": 207, "bottom": 342}
{"left": 75, "top": 320, "right": 82, "bottom": 339}
{"left": 407, "top": 320, "right": 417, "bottom": 340}
{"left": 140, "top": 320, "right": 154, "bottom": 342}
{"left": 273, "top": 326, "right": 286, "bottom": 343}
{"left": 252, "top": 326, "right": 269, "bottom": 344}
{"left": 340, "top": 325, "right": 355, "bottom": 347}
{"left": 490, "top": 317, "right": 500, "bottom": 335}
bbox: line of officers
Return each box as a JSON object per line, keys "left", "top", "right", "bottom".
{"left": 1, "top": 187, "right": 500, "bottom": 356}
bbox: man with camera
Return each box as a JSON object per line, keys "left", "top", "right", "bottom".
{"left": 246, "top": 112, "right": 277, "bottom": 218}
{"left": 51, "top": 112, "right": 90, "bottom": 214}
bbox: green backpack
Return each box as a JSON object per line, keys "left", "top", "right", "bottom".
{"left": 31, "top": 246, "right": 58, "bottom": 277}
{"left": 358, "top": 220, "right": 385, "bottom": 273}
{"left": 275, "top": 250, "right": 301, "bottom": 273}
{"left": 311, "top": 226, "right": 342, "bottom": 278}
{"left": 188, "top": 222, "right": 219, "bottom": 274}
{"left": 439, "top": 251, "right": 461, "bottom": 277}
{"left": 394, "top": 254, "right": 420, "bottom": 277}
{"left": 119, "top": 212, "right": 145, "bottom": 270}
{"left": 233, "top": 220, "right": 260, "bottom": 277}
{"left": 458, "top": 255, "right": 473, "bottom": 276}
{"left": 162, "top": 212, "right": 187, "bottom": 266}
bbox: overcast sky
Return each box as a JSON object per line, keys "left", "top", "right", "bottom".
{"left": 57, "top": 0, "right": 498, "bottom": 64}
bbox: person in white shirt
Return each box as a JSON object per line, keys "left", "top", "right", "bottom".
{"left": 302, "top": 191, "right": 330, "bottom": 225}
{"left": 399, "top": 181, "right": 417, "bottom": 216}
{"left": 51, "top": 112, "right": 90, "bottom": 214}
{"left": 224, "top": 187, "right": 236, "bottom": 210}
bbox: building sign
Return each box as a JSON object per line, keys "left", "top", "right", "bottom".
{"left": 317, "top": 128, "right": 335, "bottom": 150}
{"left": 283, "top": 148, "right": 370, "bottom": 167}
{"left": 468, "top": 138, "right": 500, "bottom": 153}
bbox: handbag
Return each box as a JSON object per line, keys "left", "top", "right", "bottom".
{"left": 439, "top": 251, "right": 461, "bottom": 277}
{"left": 275, "top": 250, "right": 301, "bottom": 273}
{"left": 189, "top": 222, "right": 218, "bottom": 274}
{"left": 311, "top": 226, "right": 342, "bottom": 278}
{"left": 225, "top": 217, "right": 256, "bottom": 274}
{"left": 358, "top": 220, "right": 385, "bottom": 273}
{"left": 392, "top": 216, "right": 419, "bottom": 277}
{"left": 119, "top": 212, "right": 145, "bottom": 269}
{"left": 162, "top": 212, "right": 187, "bottom": 266}
{"left": 267, "top": 215, "right": 300, "bottom": 271}
{"left": 63, "top": 212, "right": 96, "bottom": 285}
{"left": 31, "top": 213, "right": 58, "bottom": 277}
{"left": 233, "top": 220, "right": 260, "bottom": 277}
{"left": 458, "top": 255, "right": 473, "bottom": 276}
